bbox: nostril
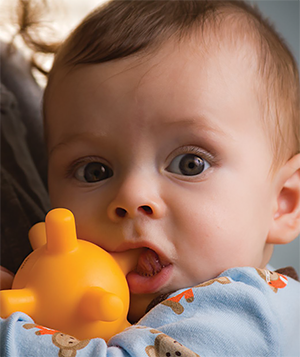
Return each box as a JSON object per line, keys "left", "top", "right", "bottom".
{"left": 139, "top": 205, "right": 153, "bottom": 215}
{"left": 115, "top": 207, "right": 127, "bottom": 217}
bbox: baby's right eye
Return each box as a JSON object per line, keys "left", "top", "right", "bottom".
{"left": 74, "top": 162, "right": 113, "bottom": 183}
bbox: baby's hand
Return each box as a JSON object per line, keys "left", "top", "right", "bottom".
{"left": 0, "top": 266, "right": 14, "bottom": 290}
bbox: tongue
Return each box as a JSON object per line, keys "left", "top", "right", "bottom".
{"left": 136, "top": 249, "right": 163, "bottom": 277}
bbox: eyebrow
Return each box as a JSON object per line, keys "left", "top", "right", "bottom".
{"left": 159, "top": 116, "right": 228, "bottom": 140}
{"left": 48, "top": 132, "right": 108, "bottom": 158}
{"left": 163, "top": 117, "right": 224, "bottom": 130}
{"left": 49, "top": 116, "right": 228, "bottom": 157}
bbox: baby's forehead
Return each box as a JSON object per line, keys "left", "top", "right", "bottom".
{"left": 46, "top": 33, "right": 262, "bottom": 136}
{"left": 61, "top": 35, "right": 257, "bottom": 94}
{"left": 46, "top": 30, "right": 259, "bottom": 123}
{"left": 144, "top": 14, "right": 260, "bottom": 81}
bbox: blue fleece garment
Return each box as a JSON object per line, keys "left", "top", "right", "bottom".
{"left": 1, "top": 267, "right": 299, "bottom": 357}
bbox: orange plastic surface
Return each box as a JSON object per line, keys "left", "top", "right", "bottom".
{"left": 0, "top": 208, "right": 130, "bottom": 340}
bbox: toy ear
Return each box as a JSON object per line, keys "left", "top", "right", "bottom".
{"left": 267, "top": 154, "right": 300, "bottom": 244}
{"left": 29, "top": 222, "right": 47, "bottom": 250}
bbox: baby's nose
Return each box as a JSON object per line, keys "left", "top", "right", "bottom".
{"left": 108, "top": 199, "right": 165, "bottom": 221}
{"left": 115, "top": 205, "right": 153, "bottom": 218}
{"left": 107, "top": 176, "right": 166, "bottom": 221}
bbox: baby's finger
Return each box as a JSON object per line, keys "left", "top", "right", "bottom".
{"left": 0, "top": 266, "right": 14, "bottom": 290}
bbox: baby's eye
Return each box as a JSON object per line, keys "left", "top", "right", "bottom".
{"left": 75, "top": 162, "right": 113, "bottom": 182}
{"left": 166, "top": 153, "right": 210, "bottom": 176}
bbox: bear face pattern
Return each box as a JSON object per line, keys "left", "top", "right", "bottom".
{"left": 145, "top": 333, "right": 200, "bottom": 357}
{"left": 256, "top": 268, "right": 288, "bottom": 293}
{"left": 22, "top": 323, "right": 90, "bottom": 357}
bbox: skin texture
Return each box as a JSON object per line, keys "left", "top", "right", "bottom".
{"left": 46, "top": 40, "right": 300, "bottom": 322}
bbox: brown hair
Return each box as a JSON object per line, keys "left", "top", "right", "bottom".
{"left": 7, "top": 0, "right": 60, "bottom": 75}
{"left": 45, "top": 0, "right": 299, "bottom": 170}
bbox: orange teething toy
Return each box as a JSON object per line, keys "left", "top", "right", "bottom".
{"left": 0, "top": 208, "right": 130, "bottom": 341}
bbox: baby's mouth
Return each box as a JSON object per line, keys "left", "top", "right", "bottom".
{"left": 127, "top": 248, "right": 172, "bottom": 294}
{"left": 135, "top": 248, "right": 166, "bottom": 277}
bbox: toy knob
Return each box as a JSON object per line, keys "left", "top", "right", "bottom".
{"left": 79, "top": 287, "right": 124, "bottom": 322}
{"left": 45, "top": 208, "right": 78, "bottom": 253}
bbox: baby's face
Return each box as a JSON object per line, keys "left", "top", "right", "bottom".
{"left": 47, "top": 41, "right": 276, "bottom": 321}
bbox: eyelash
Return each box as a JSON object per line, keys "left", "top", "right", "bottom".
{"left": 65, "top": 146, "right": 218, "bottom": 181}
{"left": 65, "top": 156, "right": 109, "bottom": 179}
{"left": 167, "top": 145, "right": 217, "bottom": 167}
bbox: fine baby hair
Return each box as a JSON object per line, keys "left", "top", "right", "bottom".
{"left": 0, "top": 208, "right": 131, "bottom": 340}
{"left": 43, "top": 0, "right": 299, "bottom": 170}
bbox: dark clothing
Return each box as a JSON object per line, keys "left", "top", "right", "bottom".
{"left": 0, "top": 42, "right": 50, "bottom": 273}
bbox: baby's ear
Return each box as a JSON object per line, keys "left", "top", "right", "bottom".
{"left": 267, "top": 153, "right": 300, "bottom": 244}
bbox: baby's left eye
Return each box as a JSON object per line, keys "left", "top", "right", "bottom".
{"left": 166, "top": 153, "right": 210, "bottom": 176}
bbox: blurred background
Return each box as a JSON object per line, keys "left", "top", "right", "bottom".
{"left": 0, "top": 0, "right": 108, "bottom": 84}
{"left": 0, "top": 0, "right": 299, "bottom": 274}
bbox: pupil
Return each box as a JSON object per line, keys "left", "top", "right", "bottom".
{"left": 84, "top": 162, "right": 110, "bottom": 182}
{"left": 179, "top": 154, "right": 204, "bottom": 176}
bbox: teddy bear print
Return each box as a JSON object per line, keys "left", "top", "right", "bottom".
{"left": 145, "top": 332, "right": 200, "bottom": 357}
{"left": 256, "top": 268, "right": 288, "bottom": 293}
{"left": 23, "top": 323, "right": 90, "bottom": 357}
{"left": 52, "top": 332, "right": 90, "bottom": 357}
{"left": 162, "top": 276, "right": 231, "bottom": 315}
{"left": 161, "top": 288, "right": 194, "bottom": 314}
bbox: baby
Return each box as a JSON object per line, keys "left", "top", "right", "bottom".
{"left": 1, "top": 0, "right": 300, "bottom": 356}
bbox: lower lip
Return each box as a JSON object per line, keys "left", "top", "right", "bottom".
{"left": 126, "top": 264, "right": 173, "bottom": 294}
